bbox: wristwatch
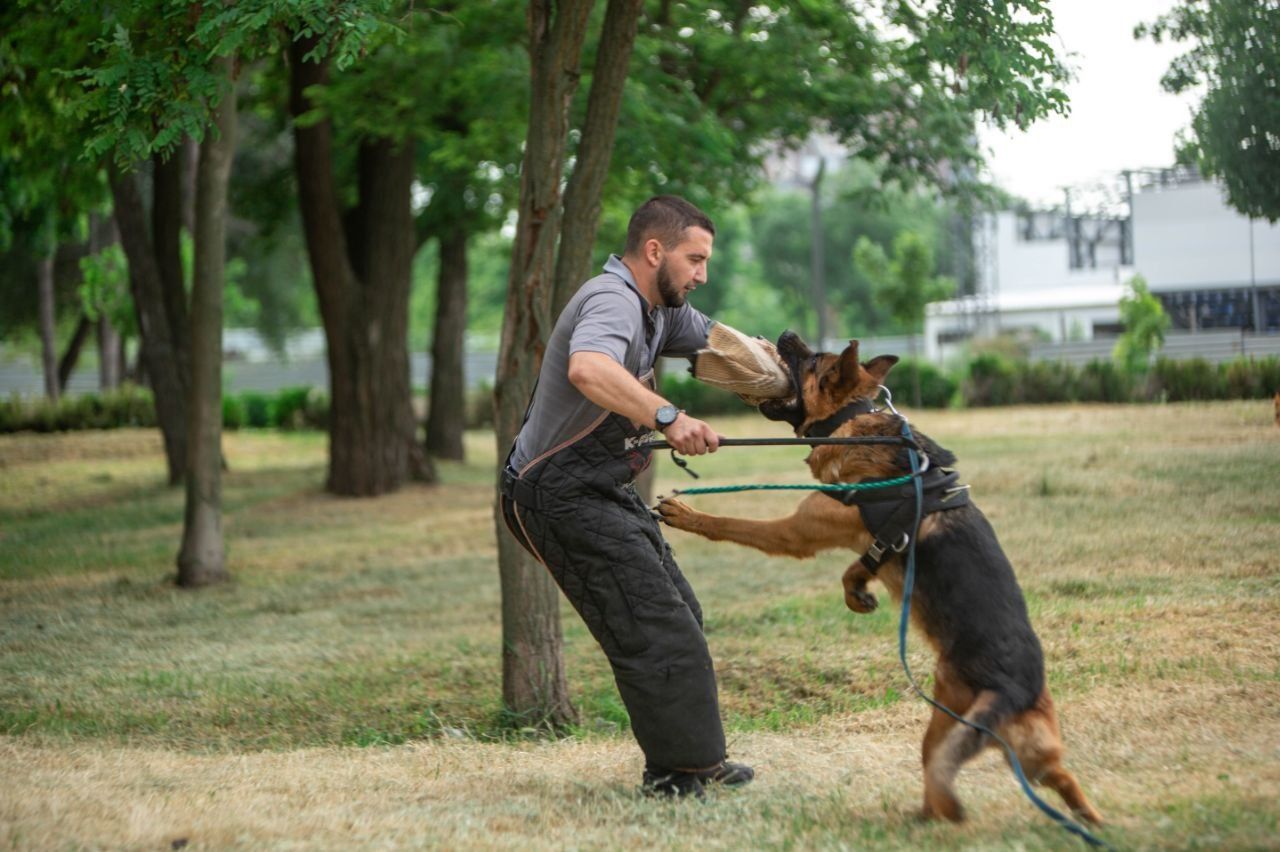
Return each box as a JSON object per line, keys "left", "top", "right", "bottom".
{"left": 655, "top": 404, "right": 680, "bottom": 430}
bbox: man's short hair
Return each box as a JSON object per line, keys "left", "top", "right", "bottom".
{"left": 624, "top": 195, "right": 715, "bottom": 255}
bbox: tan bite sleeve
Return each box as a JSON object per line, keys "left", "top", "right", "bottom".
{"left": 691, "top": 323, "right": 792, "bottom": 405}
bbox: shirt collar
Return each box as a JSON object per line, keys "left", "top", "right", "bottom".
{"left": 604, "top": 254, "right": 658, "bottom": 338}
{"left": 605, "top": 255, "right": 653, "bottom": 310}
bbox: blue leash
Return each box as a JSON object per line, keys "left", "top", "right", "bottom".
{"left": 894, "top": 412, "right": 1111, "bottom": 848}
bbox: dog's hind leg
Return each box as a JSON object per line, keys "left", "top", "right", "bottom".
{"left": 921, "top": 680, "right": 989, "bottom": 822}
{"left": 999, "top": 691, "right": 1104, "bottom": 825}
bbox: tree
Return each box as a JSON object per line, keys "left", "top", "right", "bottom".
{"left": 853, "top": 232, "right": 954, "bottom": 407}
{"left": 287, "top": 10, "right": 437, "bottom": 496}
{"left": 0, "top": 6, "right": 110, "bottom": 402}
{"left": 1137, "top": 0, "right": 1280, "bottom": 222}
{"left": 493, "top": 0, "right": 1071, "bottom": 727}
{"left": 493, "top": 0, "right": 646, "bottom": 729}
{"left": 1114, "top": 275, "right": 1170, "bottom": 374}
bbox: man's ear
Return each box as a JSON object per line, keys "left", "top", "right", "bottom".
{"left": 863, "top": 354, "right": 898, "bottom": 384}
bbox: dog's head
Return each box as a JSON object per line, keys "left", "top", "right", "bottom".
{"left": 759, "top": 331, "right": 898, "bottom": 434}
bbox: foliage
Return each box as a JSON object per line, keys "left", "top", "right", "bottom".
{"left": 1113, "top": 275, "right": 1171, "bottom": 373}
{"left": 77, "top": 242, "right": 133, "bottom": 334}
{"left": 1137, "top": 0, "right": 1280, "bottom": 222}
{"left": 883, "top": 358, "right": 958, "bottom": 409}
{"left": 0, "top": 384, "right": 156, "bottom": 433}
{"left": 853, "top": 231, "right": 955, "bottom": 333}
{"left": 960, "top": 352, "right": 1018, "bottom": 407}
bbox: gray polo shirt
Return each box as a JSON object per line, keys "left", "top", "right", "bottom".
{"left": 508, "top": 255, "right": 712, "bottom": 472}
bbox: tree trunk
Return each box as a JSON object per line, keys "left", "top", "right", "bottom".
{"left": 493, "top": 0, "right": 597, "bottom": 729}
{"left": 97, "top": 316, "right": 121, "bottom": 390}
{"left": 110, "top": 166, "right": 188, "bottom": 484}
{"left": 89, "top": 213, "right": 123, "bottom": 391}
{"left": 177, "top": 57, "right": 236, "bottom": 588}
{"left": 37, "top": 248, "right": 59, "bottom": 402}
{"left": 288, "top": 36, "right": 433, "bottom": 496}
{"left": 425, "top": 225, "right": 468, "bottom": 461}
{"left": 57, "top": 314, "right": 92, "bottom": 392}
{"left": 154, "top": 146, "right": 192, "bottom": 389}
{"left": 551, "top": 0, "right": 645, "bottom": 317}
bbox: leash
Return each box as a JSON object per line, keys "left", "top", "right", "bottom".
{"left": 890, "top": 399, "right": 1112, "bottom": 849}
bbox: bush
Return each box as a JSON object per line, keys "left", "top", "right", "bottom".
{"left": 1014, "top": 360, "right": 1077, "bottom": 404}
{"left": 884, "top": 358, "right": 957, "bottom": 408}
{"left": 240, "top": 391, "right": 273, "bottom": 428}
{"left": 222, "top": 395, "right": 246, "bottom": 430}
{"left": 1151, "top": 357, "right": 1222, "bottom": 401}
{"left": 271, "top": 386, "right": 313, "bottom": 430}
{"left": 465, "top": 381, "right": 494, "bottom": 430}
{"left": 0, "top": 384, "right": 156, "bottom": 433}
{"left": 961, "top": 353, "right": 1017, "bottom": 407}
{"left": 1076, "top": 360, "right": 1136, "bottom": 403}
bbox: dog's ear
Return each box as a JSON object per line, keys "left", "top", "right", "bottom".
{"left": 823, "top": 340, "right": 862, "bottom": 395}
{"left": 863, "top": 355, "right": 898, "bottom": 384}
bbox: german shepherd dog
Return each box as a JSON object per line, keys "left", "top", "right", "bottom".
{"left": 657, "top": 332, "right": 1102, "bottom": 825}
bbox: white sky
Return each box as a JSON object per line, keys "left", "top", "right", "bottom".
{"left": 978, "top": 0, "right": 1203, "bottom": 208}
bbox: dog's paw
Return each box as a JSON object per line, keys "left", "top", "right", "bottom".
{"left": 843, "top": 587, "right": 878, "bottom": 614}
{"left": 655, "top": 496, "right": 702, "bottom": 533}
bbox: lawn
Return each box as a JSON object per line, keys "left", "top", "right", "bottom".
{"left": 1, "top": 401, "right": 1277, "bottom": 849}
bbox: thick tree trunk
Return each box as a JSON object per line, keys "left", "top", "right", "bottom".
{"left": 37, "top": 249, "right": 59, "bottom": 402}
{"left": 177, "top": 59, "right": 236, "bottom": 588}
{"left": 551, "top": 0, "right": 645, "bottom": 317}
{"left": 110, "top": 167, "right": 188, "bottom": 484}
{"left": 425, "top": 225, "right": 468, "bottom": 461}
{"left": 288, "top": 36, "right": 433, "bottom": 496}
{"left": 493, "top": 0, "right": 597, "bottom": 729}
{"left": 57, "top": 315, "right": 92, "bottom": 392}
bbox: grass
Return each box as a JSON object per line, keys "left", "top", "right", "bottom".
{"left": 1, "top": 401, "right": 1278, "bottom": 849}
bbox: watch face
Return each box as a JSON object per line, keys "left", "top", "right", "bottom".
{"left": 656, "top": 405, "right": 679, "bottom": 428}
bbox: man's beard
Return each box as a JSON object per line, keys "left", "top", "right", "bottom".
{"left": 656, "top": 259, "right": 686, "bottom": 308}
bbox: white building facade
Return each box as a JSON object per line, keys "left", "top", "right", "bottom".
{"left": 924, "top": 170, "right": 1280, "bottom": 363}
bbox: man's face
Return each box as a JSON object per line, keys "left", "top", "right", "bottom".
{"left": 655, "top": 226, "right": 713, "bottom": 308}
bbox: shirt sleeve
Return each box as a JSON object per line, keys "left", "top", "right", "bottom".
{"left": 659, "top": 305, "right": 713, "bottom": 358}
{"left": 569, "top": 288, "right": 643, "bottom": 368}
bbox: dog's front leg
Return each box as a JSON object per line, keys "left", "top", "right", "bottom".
{"left": 841, "top": 562, "right": 879, "bottom": 613}
{"left": 657, "top": 491, "right": 870, "bottom": 558}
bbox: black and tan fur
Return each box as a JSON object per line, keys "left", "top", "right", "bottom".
{"left": 658, "top": 333, "right": 1102, "bottom": 825}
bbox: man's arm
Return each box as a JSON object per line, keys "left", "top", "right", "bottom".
{"left": 567, "top": 351, "right": 720, "bottom": 455}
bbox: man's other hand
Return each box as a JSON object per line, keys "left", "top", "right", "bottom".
{"left": 661, "top": 413, "right": 721, "bottom": 456}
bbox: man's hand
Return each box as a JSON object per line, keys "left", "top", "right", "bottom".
{"left": 661, "top": 412, "right": 721, "bottom": 456}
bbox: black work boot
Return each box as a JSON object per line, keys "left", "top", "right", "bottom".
{"left": 641, "top": 759, "right": 755, "bottom": 799}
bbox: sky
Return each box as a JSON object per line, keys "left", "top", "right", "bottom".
{"left": 978, "top": 0, "right": 1203, "bottom": 208}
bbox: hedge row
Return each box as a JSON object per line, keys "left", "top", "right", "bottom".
{"left": 3, "top": 355, "right": 1277, "bottom": 434}
{"left": 662, "top": 354, "right": 1280, "bottom": 414}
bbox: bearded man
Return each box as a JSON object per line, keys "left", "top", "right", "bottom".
{"left": 499, "top": 195, "right": 755, "bottom": 797}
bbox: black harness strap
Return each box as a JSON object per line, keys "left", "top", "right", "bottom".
{"left": 825, "top": 466, "right": 970, "bottom": 573}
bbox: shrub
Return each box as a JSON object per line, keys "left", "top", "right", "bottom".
{"left": 239, "top": 391, "right": 273, "bottom": 428}
{"left": 884, "top": 358, "right": 957, "bottom": 408}
{"left": 1151, "top": 357, "right": 1222, "bottom": 401}
{"left": 222, "top": 395, "right": 246, "bottom": 430}
{"left": 1076, "top": 360, "right": 1135, "bottom": 403}
{"left": 465, "top": 381, "right": 494, "bottom": 430}
{"left": 1014, "top": 360, "right": 1077, "bottom": 404}
{"left": 961, "top": 353, "right": 1017, "bottom": 407}
{"left": 271, "top": 386, "right": 313, "bottom": 430}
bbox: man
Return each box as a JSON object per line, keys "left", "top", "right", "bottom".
{"left": 499, "top": 195, "right": 754, "bottom": 798}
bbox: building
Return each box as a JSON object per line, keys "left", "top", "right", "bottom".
{"left": 924, "top": 168, "right": 1280, "bottom": 364}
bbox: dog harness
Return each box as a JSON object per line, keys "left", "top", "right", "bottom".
{"left": 806, "top": 404, "right": 971, "bottom": 574}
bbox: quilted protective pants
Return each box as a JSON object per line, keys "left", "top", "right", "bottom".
{"left": 501, "top": 410, "right": 727, "bottom": 771}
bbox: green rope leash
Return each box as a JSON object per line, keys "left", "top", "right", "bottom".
{"left": 673, "top": 473, "right": 913, "bottom": 496}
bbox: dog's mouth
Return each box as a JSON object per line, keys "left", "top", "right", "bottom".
{"left": 758, "top": 330, "right": 813, "bottom": 430}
